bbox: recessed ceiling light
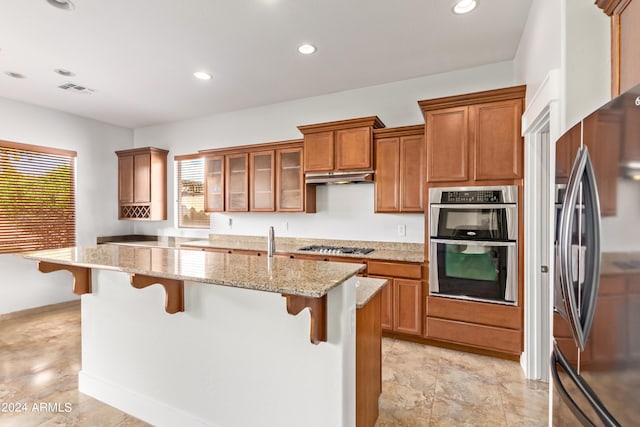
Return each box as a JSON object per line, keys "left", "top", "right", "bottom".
{"left": 193, "top": 71, "right": 212, "bottom": 80}
{"left": 5, "top": 72, "right": 26, "bottom": 79}
{"left": 46, "top": 0, "right": 75, "bottom": 11}
{"left": 297, "top": 44, "right": 317, "bottom": 55}
{"left": 54, "top": 68, "right": 75, "bottom": 77}
{"left": 453, "top": 0, "right": 477, "bottom": 14}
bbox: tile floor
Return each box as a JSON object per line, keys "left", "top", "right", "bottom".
{"left": 0, "top": 303, "right": 548, "bottom": 426}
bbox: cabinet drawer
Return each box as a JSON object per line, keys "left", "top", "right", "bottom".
{"left": 426, "top": 318, "right": 522, "bottom": 354}
{"left": 367, "top": 261, "right": 421, "bottom": 279}
{"left": 427, "top": 296, "right": 521, "bottom": 330}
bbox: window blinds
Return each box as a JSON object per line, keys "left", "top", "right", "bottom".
{"left": 0, "top": 140, "right": 77, "bottom": 254}
{"left": 175, "top": 155, "right": 209, "bottom": 228}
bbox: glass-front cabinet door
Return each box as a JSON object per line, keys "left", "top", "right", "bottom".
{"left": 250, "top": 150, "right": 274, "bottom": 212}
{"left": 276, "top": 147, "right": 303, "bottom": 211}
{"left": 225, "top": 153, "right": 248, "bottom": 212}
{"left": 204, "top": 155, "right": 224, "bottom": 212}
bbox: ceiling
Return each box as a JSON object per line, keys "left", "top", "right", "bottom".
{"left": 0, "top": 0, "right": 532, "bottom": 129}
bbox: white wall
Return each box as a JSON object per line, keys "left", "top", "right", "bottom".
{"left": 133, "top": 60, "right": 518, "bottom": 243}
{"left": 514, "top": 0, "right": 561, "bottom": 105}
{"left": 561, "top": 0, "right": 611, "bottom": 131}
{"left": 0, "top": 97, "right": 133, "bottom": 314}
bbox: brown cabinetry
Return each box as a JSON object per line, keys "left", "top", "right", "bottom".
{"left": 426, "top": 296, "right": 522, "bottom": 355}
{"left": 250, "top": 150, "right": 275, "bottom": 212}
{"left": 419, "top": 86, "right": 525, "bottom": 184}
{"left": 204, "top": 155, "right": 224, "bottom": 212}
{"left": 226, "top": 153, "right": 249, "bottom": 212}
{"left": 373, "top": 125, "right": 425, "bottom": 213}
{"left": 356, "top": 289, "right": 382, "bottom": 427}
{"left": 201, "top": 140, "right": 315, "bottom": 213}
{"left": 369, "top": 260, "right": 422, "bottom": 336}
{"left": 596, "top": 0, "right": 640, "bottom": 95}
{"left": 115, "top": 147, "right": 168, "bottom": 220}
{"left": 298, "top": 116, "right": 385, "bottom": 173}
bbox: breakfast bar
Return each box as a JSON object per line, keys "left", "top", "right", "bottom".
{"left": 22, "top": 244, "right": 366, "bottom": 427}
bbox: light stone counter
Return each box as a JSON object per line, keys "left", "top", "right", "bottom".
{"left": 181, "top": 234, "right": 425, "bottom": 263}
{"left": 602, "top": 252, "right": 640, "bottom": 275}
{"left": 22, "top": 244, "right": 365, "bottom": 298}
{"left": 355, "top": 277, "right": 387, "bottom": 308}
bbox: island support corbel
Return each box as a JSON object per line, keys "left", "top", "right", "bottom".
{"left": 282, "top": 294, "right": 327, "bottom": 345}
{"left": 37, "top": 261, "right": 92, "bottom": 295}
{"left": 130, "top": 274, "right": 185, "bottom": 314}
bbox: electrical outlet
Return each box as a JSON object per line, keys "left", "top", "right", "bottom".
{"left": 282, "top": 221, "right": 288, "bottom": 232}
{"left": 397, "top": 224, "right": 406, "bottom": 237}
{"left": 227, "top": 218, "right": 233, "bottom": 229}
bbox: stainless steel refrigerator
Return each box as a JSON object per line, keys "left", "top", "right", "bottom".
{"left": 552, "top": 84, "right": 640, "bottom": 425}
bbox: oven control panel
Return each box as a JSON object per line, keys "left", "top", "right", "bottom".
{"left": 442, "top": 190, "right": 502, "bottom": 203}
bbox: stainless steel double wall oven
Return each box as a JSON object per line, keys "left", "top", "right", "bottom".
{"left": 429, "top": 185, "right": 518, "bottom": 305}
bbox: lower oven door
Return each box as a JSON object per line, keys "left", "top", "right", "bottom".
{"left": 429, "top": 238, "right": 517, "bottom": 305}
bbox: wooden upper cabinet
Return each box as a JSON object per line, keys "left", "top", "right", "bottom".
{"left": 200, "top": 140, "right": 315, "bottom": 214}
{"left": 472, "top": 99, "right": 523, "bottom": 181}
{"left": 419, "top": 85, "right": 526, "bottom": 184}
{"left": 133, "top": 153, "right": 151, "bottom": 203}
{"left": 303, "top": 131, "right": 334, "bottom": 172}
{"left": 276, "top": 145, "right": 314, "bottom": 212}
{"left": 425, "top": 107, "right": 468, "bottom": 182}
{"left": 400, "top": 134, "right": 425, "bottom": 211}
{"left": 118, "top": 155, "right": 134, "bottom": 204}
{"left": 596, "top": 0, "right": 640, "bottom": 95}
{"left": 226, "top": 153, "right": 249, "bottom": 212}
{"left": 250, "top": 150, "right": 275, "bottom": 212}
{"left": 335, "top": 127, "right": 372, "bottom": 170}
{"left": 298, "top": 116, "right": 385, "bottom": 173}
{"left": 204, "top": 155, "right": 224, "bottom": 212}
{"left": 374, "top": 125, "right": 425, "bottom": 213}
{"left": 374, "top": 138, "right": 400, "bottom": 212}
{"left": 115, "top": 147, "right": 168, "bottom": 221}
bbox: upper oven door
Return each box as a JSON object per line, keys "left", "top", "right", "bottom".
{"left": 430, "top": 204, "right": 518, "bottom": 241}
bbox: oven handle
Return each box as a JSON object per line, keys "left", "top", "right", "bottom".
{"left": 430, "top": 238, "right": 516, "bottom": 247}
{"left": 430, "top": 203, "right": 516, "bottom": 209}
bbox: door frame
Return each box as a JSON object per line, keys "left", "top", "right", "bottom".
{"left": 521, "top": 69, "right": 562, "bottom": 381}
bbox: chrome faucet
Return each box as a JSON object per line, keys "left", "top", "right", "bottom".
{"left": 268, "top": 226, "right": 275, "bottom": 257}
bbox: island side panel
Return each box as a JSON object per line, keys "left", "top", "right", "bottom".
{"left": 79, "top": 269, "right": 356, "bottom": 427}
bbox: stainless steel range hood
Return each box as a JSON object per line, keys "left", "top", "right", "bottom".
{"left": 305, "top": 170, "right": 374, "bottom": 185}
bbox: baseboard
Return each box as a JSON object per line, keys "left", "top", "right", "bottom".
{"left": 78, "top": 371, "right": 216, "bottom": 427}
{"left": 0, "top": 299, "right": 80, "bottom": 321}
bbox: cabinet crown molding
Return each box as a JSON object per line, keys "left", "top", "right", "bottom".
{"left": 418, "top": 85, "right": 526, "bottom": 115}
{"left": 595, "top": 0, "right": 631, "bottom": 16}
{"left": 297, "top": 116, "right": 385, "bottom": 134}
{"left": 199, "top": 139, "right": 303, "bottom": 156}
{"left": 373, "top": 124, "right": 424, "bottom": 139}
{"left": 115, "top": 146, "right": 169, "bottom": 156}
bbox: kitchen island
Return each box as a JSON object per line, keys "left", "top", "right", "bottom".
{"left": 22, "top": 244, "right": 366, "bottom": 427}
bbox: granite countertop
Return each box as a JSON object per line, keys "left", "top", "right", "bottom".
{"left": 602, "top": 252, "right": 640, "bottom": 275}
{"left": 180, "top": 235, "right": 425, "bottom": 263}
{"left": 21, "top": 245, "right": 365, "bottom": 298}
{"left": 355, "top": 277, "right": 387, "bottom": 308}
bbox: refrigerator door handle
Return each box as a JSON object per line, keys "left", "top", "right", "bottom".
{"left": 557, "top": 146, "right": 601, "bottom": 350}
{"left": 551, "top": 341, "right": 620, "bottom": 427}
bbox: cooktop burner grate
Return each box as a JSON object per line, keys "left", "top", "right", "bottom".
{"left": 297, "top": 245, "right": 375, "bottom": 255}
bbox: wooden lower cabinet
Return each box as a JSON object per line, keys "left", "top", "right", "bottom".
{"left": 426, "top": 296, "right": 522, "bottom": 355}
{"left": 369, "top": 260, "right": 423, "bottom": 337}
{"left": 356, "top": 289, "right": 382, "bottom": 427}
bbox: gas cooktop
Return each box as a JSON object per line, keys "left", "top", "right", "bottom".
{"left": 297, "top": 245, "right": 375, "bottom": 255}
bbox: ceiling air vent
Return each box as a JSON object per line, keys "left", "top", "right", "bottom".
{"left": 58, "top": 82, "right": 95, "bottom": 94}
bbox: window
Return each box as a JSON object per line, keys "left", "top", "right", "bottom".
{"left": 176, "top": 155, "right": 209, "bottom": 228}
{"left": 0, "top": 140, "right": 76, "bottom": 254}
